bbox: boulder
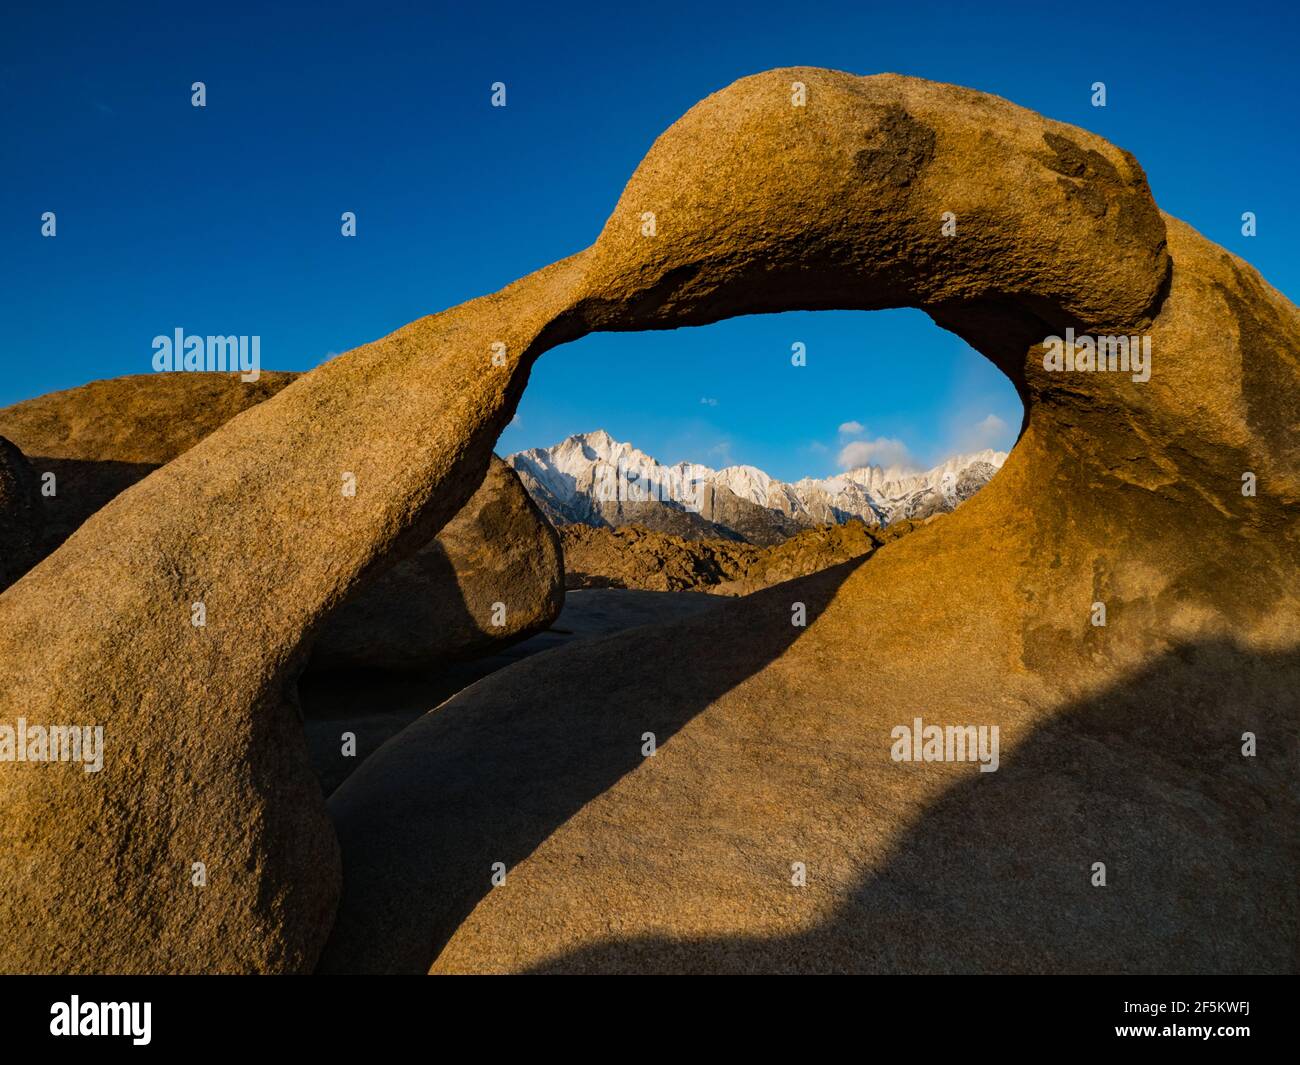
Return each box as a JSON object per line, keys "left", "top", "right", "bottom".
{"left": 0, "top": 374, "right": 564, "bottom": 673}
{"left": 0, "top": 371, "right": 299, "bottom": 559}
{"left": 309, "top": 457, "right": 563, "bottom": 672}
{"left": 559, "top": 523, "right": 757, "bottom": 591}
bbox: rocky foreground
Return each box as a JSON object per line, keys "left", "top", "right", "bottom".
{"left": 1, "top": 68, "right": 1295, "bottom": 975}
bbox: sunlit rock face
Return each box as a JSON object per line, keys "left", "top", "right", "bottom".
{"left": 0, "top": 374, "right": 565, "bottom": 675}
{"left": 1, "top": 69, "right": 1295, "bottom": 974}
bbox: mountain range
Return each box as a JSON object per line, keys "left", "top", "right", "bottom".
{"left": 506, "top": 430, "right": 1007, "bottom": 545}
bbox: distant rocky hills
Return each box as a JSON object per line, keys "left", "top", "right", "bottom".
{"left": 506, "top": 430, "right": 1006, "bottom": 544}
{"left": 560, "top": 518, "right": 927, "bottom": 595}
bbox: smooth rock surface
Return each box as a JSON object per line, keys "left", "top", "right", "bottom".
{"left": 0, "top": 374, "right": 564, "bottom": 674}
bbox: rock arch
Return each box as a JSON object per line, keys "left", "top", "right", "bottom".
{"left": 1, "top": 68, "right": 1295, "bottom": 972}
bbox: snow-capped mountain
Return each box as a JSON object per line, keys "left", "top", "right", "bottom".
{"left": 506, "top": 430, "right": 1006, "bottom": 545}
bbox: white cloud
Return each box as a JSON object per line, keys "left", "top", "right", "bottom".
{"left": 837, "top": 420, "right": 865, "bottom": 437}
{"left": 837, "top": 437, "right": 915, "bottom": 472}
{"left": 961, "top": 413, "right": 1010, "bottom": 451}
{"left": 805, "top": 440, "right": 829, "bottom": 454}
{"left": 700, "top": 397, "right": 718, "bottom": 407}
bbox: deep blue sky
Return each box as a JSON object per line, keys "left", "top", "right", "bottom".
{"left": 4, "top": 2, "right": 1295, "bottom": 480}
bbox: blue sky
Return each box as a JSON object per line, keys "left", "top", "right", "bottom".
{"left": 4, "top": 1, "right": 1296, "bottom": 480}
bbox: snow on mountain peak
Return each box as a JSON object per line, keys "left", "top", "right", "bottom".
{"left": 506, "top": 431, "right": 1008, "bottom": 532}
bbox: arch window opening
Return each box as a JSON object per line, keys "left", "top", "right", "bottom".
{"left": 495, "top": 307, "right": 1024, "bottom": 591}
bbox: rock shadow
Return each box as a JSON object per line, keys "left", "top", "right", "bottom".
{"left": 19, "top": 456, "right": 159, "bottom": 560}
{"left": 318, "top": 558, "right": 863, "bottom": 973}
{"left": 519, "top": 639, "right": 1298, "bottom": 973}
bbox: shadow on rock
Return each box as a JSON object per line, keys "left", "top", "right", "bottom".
{"left": 318, "top": 559, "right": 863, "bottom": 973}
{"left": 519, "top": 639, "right": 1299, "bottom": 973}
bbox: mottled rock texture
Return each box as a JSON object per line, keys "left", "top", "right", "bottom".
{"left": 2, "top": 69, "right": 1296, "bottom": 974}
{"left": 560, "top": 523, "right": 756, "bottom": 591}
{"left": 0, "top": 372, "right": 299, "bottom": 559}
{"left": 560, "top": 519, "right": 921, "bottom": 594}
{"left": 710, "top": 519, "right": 923, "bottom": 596}
{"left": 0, "top": 376, "right": 560, "bottom": 972}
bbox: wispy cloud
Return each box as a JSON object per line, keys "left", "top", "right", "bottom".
{"left": 699, "top": 396, "right": 718, "bottom": 407}
{"left": 837, "top": 420, "right": 865, "bottom": 437}
{"left": 959, "top": 413, "right": 1011, "bottom": 452}
{"left": 837, "top": 436, "right": 915, "bottom": 472}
